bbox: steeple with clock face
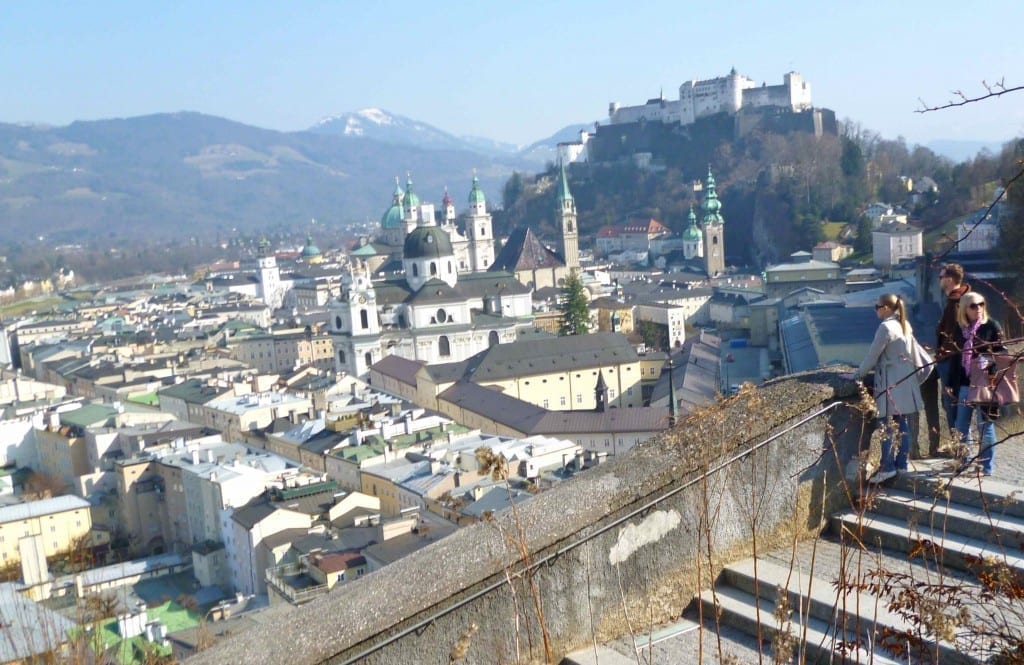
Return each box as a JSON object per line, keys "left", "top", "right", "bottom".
{"left": 333, "top": 259, "right": 379, "bottom": 336}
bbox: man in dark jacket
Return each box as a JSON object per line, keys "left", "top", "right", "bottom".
{"left": 934, "top": 263, "right": 969, "bottom": 450}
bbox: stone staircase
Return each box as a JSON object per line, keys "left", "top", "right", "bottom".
{"left": 693, "top": 471, "right": 1024, "bottom": 664}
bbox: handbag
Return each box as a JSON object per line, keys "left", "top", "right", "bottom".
{"left": 967, "top": 353, "right": 1020, "bottom": 406}
{"left": 909, "top": 335, "right": 934, "bottom": 385}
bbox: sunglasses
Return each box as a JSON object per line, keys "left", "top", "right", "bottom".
{"left": 969, "top": 302, "right": 985, "bottom": 309}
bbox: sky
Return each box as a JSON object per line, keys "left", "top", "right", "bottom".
{"left": 2, "top": 1, "right": 1023, "bottom": 148}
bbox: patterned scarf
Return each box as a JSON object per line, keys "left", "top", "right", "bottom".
{"left": 961, "top": 317, "right": 983, "bottom": 374}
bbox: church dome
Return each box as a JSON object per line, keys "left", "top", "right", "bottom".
{"left": 683, "top": 220, "right": 702, "bottom": 242}
{"left": 468, "top": 175, "right": 486, "bottom": 205}
{"left": 380, "top": 202, "right": 403, "bottom": 229}
{"left": 301, "top": 235, "right": 322, "bottom": 259}
{"left": 404, "top": 226, "right": 453, "bottom": 259}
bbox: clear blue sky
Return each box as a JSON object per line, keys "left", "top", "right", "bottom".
{"left": 2, "top": 0, "right": 1022, "bottom": 147}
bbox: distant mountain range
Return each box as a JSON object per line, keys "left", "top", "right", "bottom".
{"left": 312, "top": 107, "right": 590, "bottom": 164}
{"left": 0, "top": 105, "right": 1002, "bottom": 248}
{"left": 0, "top": 110, "right": 588, "bottom": 245}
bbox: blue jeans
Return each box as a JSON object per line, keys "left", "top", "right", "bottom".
{"left": 955, "top": 385, "right": 996, "bottom": 474}
{"left": 878, "top": 414, "right": 911, "bottom": 473}
{"left": 936, "top": 358, "right": 957, "bottom": 432}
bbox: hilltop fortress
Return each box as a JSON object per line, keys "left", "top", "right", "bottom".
{"left": 608, "top": 69, "right": 813, "bottom": 127}
{"left": 565, "top": 69, "right": 835, "bottom": 166}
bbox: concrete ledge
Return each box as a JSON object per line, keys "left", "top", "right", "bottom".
{"left": 189, "top": 368, "right": 869, "bottom": 664}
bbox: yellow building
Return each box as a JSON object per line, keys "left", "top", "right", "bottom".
{"left": 591, "top": 298, "right": 635, "bottom": 336}
{"left": 0, "top": 495, "right": 92, "bottom": 565}
{"left": 415, "top": 332, "right": 644, "bottom": 412}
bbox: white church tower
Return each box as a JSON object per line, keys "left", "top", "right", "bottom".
{"left": 257, "top": 237, "right": 283, "bottom": 310}
{"left": 465, "top": 174, "right": 494, "bottom": 272}
{"left": 331, "top": 260, "right": 381, "bottom": 377}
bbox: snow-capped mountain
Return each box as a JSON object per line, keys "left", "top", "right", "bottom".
{"left": 312, "top": 108, "right": 511, "bottom": 155}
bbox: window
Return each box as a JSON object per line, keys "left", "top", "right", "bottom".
{"left": 627, "top": 387, "right": 634, "bottom": 396}
{"left": 339, "top": 350, "right": 346, "bottom": 364}
{"left": 335, "top": 315, "right": 343, "bottom": 330}
{"left": 439, "top": 335, "right": 451, "bottom": 357}
{"left": 560, "top": 396, "right": 566, "bottom": 407}
{"left": 430, "top": 262, "right": 438, "bottom": 276}
{"left": 412, "top": 264, "right": 419, "bottom": 277}
{"left": 543, "top": 399, "right": 549, "bottom": 409}
{"left": 364, "top": 351, "right": 373, "bottom": 367}
{"left": 360, "top": 309, "right": 369, "bottom": 329}
{"left": 576, "top": 393, "right": 582, "bottom": 404}
{"left": 436, "top": 308, "right": 447, "bottom": 323}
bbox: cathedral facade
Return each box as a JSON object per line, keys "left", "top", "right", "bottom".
{"left": 329, "top": 176, "right": 532, "bottom": 378}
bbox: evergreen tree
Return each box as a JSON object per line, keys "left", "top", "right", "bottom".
{"left": 558, "top": 271, "right": 591, "bottom": 336}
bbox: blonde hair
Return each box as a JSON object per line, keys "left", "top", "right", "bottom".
{"left": 957, "top": 291, "right": 989, "bottom": 327}
{"left": 877, "top": 293, "right": 908, "bottom": 335}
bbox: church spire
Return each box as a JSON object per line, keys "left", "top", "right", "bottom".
{"left": 556, "top": 161, "right": 579, "bottom": 271}
{"left": 701, "top": 166, "right": 724, "bottom": 226}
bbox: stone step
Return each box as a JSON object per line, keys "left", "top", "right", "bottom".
{"left": 893, "top": 471, "right": 1024, "bottom": 521}
{"left": 720, "top": 558, "right": 969, "bottom": 665}
{"left": 831, "top": 510, "right": 1024, "bottom": 577}
{"left": 695, "top": 584, "right": 902, "bottom": 664}
{"left": 868, "top": 487, "right": 1024, "bottom": 549}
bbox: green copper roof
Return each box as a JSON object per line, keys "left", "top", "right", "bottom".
{"left": 380, "top": 203, "right": 403, "bottom": 229}
{"left": 683, "top": 206, "right": 702, "bottom": 240}
{"left": 468, "top": 174, "right": 486, "bottom": 205}
{"left": 403, "top": 177, "right": 421, "bottom": 210}
{"left": 557, "top": 162, "right": 573, "bottom": 202}
{"left": 301, "top": 235, "right": 322, "bottom": 258}
{"left": 701, "top": 167, "right": 724, "bottom": 225}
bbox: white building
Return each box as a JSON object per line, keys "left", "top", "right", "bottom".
{"left": 955, "top": 208, "right": 1001, "bottom": 253}
{"left": 872, "top": 222, "right": 924, "bottom": 268}
{"left": 609, "top": 69, "right": 812, "bottom": 127}
{"left": 634, "top": 302, "right": 687, "bottom": 349}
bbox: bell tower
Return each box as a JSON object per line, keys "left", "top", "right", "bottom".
{"left": 556, "top": 162, "right": 579, "bottom": 271}
{"left": 701, "top": 167, "right": 725, "bottom": 277}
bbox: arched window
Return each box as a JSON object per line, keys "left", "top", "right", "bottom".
{"left": 412, "top": 264, "right": 419, "bottom": 277}
{"left": 430, "top": 262, "right": 438, "bottom": 276}
{"left": 448, "top": 261, "right": 453, "bottom": 274}
{"left": 360, "top": 309, "right": 369, "bottom": 329}
{"left": 339, "top": 350, "right": 346, "bottom": 364}
{"left": 335, "top": 315, "right": 343, "bottom": 330}
{"left": 713, "top": 236, "right": 719, "bottom": 245}
{"left": 364, "top": 351, "right": 373, "bottom": 367}
{"left": 439, "top": 335, "right": 451, "bottom": 357}
{"left": 480, "top": 226, "right": 486, "bottom": 237}
{"left": 489, "top": 331, "right": 500, "bottom": 348}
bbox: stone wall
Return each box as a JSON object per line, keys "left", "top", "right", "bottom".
{"left": 188, "top": 369, "right": 870, "bottom": 665}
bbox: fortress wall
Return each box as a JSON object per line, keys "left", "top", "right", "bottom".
{"left": 188, "top": 368, "right": 869, "bottom": 665}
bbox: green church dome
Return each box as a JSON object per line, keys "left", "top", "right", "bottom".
{"left": 380, "top": 203, "right": 403, "bottom": 229}
{"left": 683, "top": 207, "right": 702, "bottom": 241}
{"left": 301, "top": 235, "right": 321, "bottom": 258}
{"left": 468, "top": 175, "right": 486, "bottom": 205}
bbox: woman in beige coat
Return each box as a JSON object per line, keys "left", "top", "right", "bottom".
{"left": 850, "top": 293, "right": 925, "bottom": 484}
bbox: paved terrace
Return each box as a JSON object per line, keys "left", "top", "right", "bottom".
{"left": 188, "top": 368, "right": 877, "bottom": 664}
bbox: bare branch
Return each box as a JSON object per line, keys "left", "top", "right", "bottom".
{"left": 917, "top": 78, "right": 1024, "bottom": 113}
